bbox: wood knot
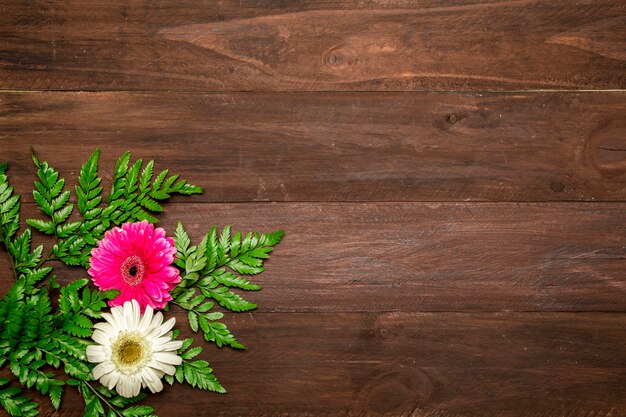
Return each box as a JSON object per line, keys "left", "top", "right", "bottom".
{"left": 352, "top": 367, "right": 433, "bottom": 414}
{"left": 447, "top": 114, "right": 458, "bottom": 124}
{"left": 323, "top": 46, "right": 357, "bottom": 71}
{"left": 585, "top": 118, "right": 626, "bottom": 178}
{"left": 549, "top": 182, "right": 565, "bottom": 192}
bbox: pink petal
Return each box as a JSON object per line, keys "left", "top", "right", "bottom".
{"left": 88, "top": 221, "right": 181, "bottom": 313}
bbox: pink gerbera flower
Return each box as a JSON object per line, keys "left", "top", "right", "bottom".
{"left": 88, "top": 220, "right": 180, "bottom": 311}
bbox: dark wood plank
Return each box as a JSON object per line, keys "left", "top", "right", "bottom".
{"left": 1, "top": 1, "right": 625, "bottom": 91}
{"left": 27, "top": 312, "right": 626, "bottom": 416}
{"left": 2, "top": 202, "right": 624, "bottom": 312}
{"left": 1, "top": 92, "right": 626, "bottom": 202}
{"left": 119, "top": 201, "right": 626, "bottom": 313}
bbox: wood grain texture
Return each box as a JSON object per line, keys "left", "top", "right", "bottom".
{"left": 1, "top": 91, "right": 626, "bottom": 202}
{"left": 1, "top": 1, "right": 625, "bottom": 91}
{"left": 151, "top": 311, "right": 626, "bottom": 417}
{"left": 87, "top": 201, "right": 626, "bottom": 313}
{"left": 2, "top": 0, "right": 626, "bottom": 415}
{"left": 1, "top": 201, "right": 624, "bottom": 313}
{"left": 20, "top": 312, "right": 626, "bottom": 417}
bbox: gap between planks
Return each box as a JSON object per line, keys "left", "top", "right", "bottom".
{"left": 0, "top": 89, "right": 625, "bottom": 94}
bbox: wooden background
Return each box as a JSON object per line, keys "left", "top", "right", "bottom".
{"left": 1, "top": 1, "right": 626, "bottom": 416}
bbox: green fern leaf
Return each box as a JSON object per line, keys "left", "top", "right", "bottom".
{"left": 171, "top": 340, "right": 226, "bottom": 393}
{"left": 0, "top": 170, "right": 21, "bottom": 244}
{"left": 76, "top": 149, "right": 103, "bottom": 219}
{"left": 0, "top": 151, "right": 211, "bottom": 417}
{"left": 28, "top": 152, "right": 74, "bottom": 238}
{"left": 198, "top": 316, "right": 245, "bottom": 349}
{"left": 120, "top": 405, "right": 156, "bottom": 417}
{"left": 201, "top": 287, "right": 257, "bottom": 312}
{"left": 210, "top": 269, "right": 261, "bottom": 291}
{"left": 181, "top": 361, "right": 225, "bottom": 393}
{"left": 0, "top": 378, "right": 39, "bottom": 417}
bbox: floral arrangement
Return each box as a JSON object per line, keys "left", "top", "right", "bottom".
{"left": 0, "top": 150, "right": 283, "bottom": 416}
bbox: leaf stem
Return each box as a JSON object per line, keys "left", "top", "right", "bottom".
{"left": 8, "top": 253, "right": 18, "bottom": 280}
{"left": 36, "top": 249, "right": 59, "bottom": 268}
{"left": 81, "top": 381, "right": 125, "bottom": 417}
{"left": 170, "top": 300, "right": 205, "bottom": 316}
{"left": 1, "top": 238, "right": 19, "bottom": 280}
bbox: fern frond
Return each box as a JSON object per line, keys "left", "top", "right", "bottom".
{"left": 76, "top": 380, "right": 155, "bottom": 417}
{"left": 0, "top": 377, "right": 39, "bottom": 417}
{"left": 37, "top": 150, "right": 202, "bottom": 267}
{"left": 0, "top": 167, "right": 21, "bottom": 245}
{"left": 172, "top": 223, "right": 282, "bottom": 348}
{"left": 163, "top": 332, "right": 225, "bottom": 393}
{"left": 0, "top": 152, "right": 209, "bottom": 417}
{"left": 27, "top": 152, "right": 74, "bottom": 237}
{"left": 103, "top": 152, "right": 201, "bottom": 227}
{"left": 56, "top": 280, "right": 117, "bottom": 337}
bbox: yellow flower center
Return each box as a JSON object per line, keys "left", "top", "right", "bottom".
{"left": 111, "top": 332, "right": 150, "bottom": 374}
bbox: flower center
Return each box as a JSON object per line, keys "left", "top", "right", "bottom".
{"left": 121, "top": 255, "right": 145, "bottom": 286}
{"left": 111, "top": 332, "right": 151, "bottom": 375}
{"left": 119, "top": 341, "right": 141, "bottom": 363}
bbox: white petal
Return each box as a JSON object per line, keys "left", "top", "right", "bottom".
{"left": 139, "top": 306, "right": 153, "bottom": 333}
{"left": 107, "top": 371, "right": 121, "bottom": 390}
{"left": 158, "top": 317, "right": 176, "bottom": 336}
{"left": 92, "top": 362, "right": 115, "bottom": 380}
{"left": 129, "top": 376, "right": 141, "bottom": 397}
{"left": 148, "top": 317, "right": 175, "bottom": 339}
{"left": 115, "top": 378, "right": 126, "bottom": 397}
{"left": 92, "top": 330, "right": 111, "bottom": 347}
{"left": 100, "top": 372, "right": 111, "bottom": 388}
{"left": 86, "top": 345, "right": 106, "bottom": 363}
{"left": 151, "top": 362, "right": 175, "bottom": 376}
{"left": 127, "top": 300, "right": 140, "bottom": 330}
{"left": 93, "top": 322, "right": 114, "bottom": 334}
{"left": 153, "top": 352, "right": 182, "bottom": 365}
{"left": 133, "top": 299, "right": 141, "bottom": 322}
{"left": 144, "top": 370, "right": 163, "bottom": 394}
{"left": 150, "top": 311, "right": 164, "bottom": 330}
{"left": 122, "top": 301, "right": 133, "bottom": 327}
{"left": 101, "top": 312, "right": 114, "bottom": 324}
{"left": 101, "top": 312, "right": 121, "bottom": 333}
{"left": 111, "top": 306, "right": 125, "bottom": 328}
{"left": 153, "top": 340, "right": 183, "bottom": 352}
{"left": 117, "top": 376, "right": 140, "bottom": 398}
{"left": 151, "top": 335, "right": 171, "bottom": 344}
{"left": 140, "top": 368, "right": 154, "bottom": 382}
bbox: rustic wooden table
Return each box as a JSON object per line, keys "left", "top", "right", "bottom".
{"left": 1, "top": 1, "right": 625, "bottom": 416}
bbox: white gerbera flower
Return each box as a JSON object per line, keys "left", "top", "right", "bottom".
{"left": 86, "top": 299, "right": 183, "bottom": 398}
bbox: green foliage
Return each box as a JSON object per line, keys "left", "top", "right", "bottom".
{"left": 0, "top": 285, "right": 66, "bottom": 410}
{"left": 0, "top": 165, "right": 21, "bottom": 247}
{"left": 0, "top": 154, "right": 200, "bottom": 417}
{"left": 27, "top": 152, "right": 75, "bottom": 236}
{"left": 0, "top": 377, "right": 38, "bottom": 417}
{"left": 26, "top": 149, "right": 202, "bottom": 267}
{"left": 172, "top": 223, "right": 283, "bottom": 349}
{"left": 163, "top": 331, "right": 225, "bottom": 394}
{"left": 77, "top": 381, "right": 156, "bottom": 417}
{"left": 56, "top": 279, "right": 118, "bottom": 338}
{"left": 0, "top": 151, "right": 283, "bottom": 417}
{"left": 6, "top": 228, "right": 53, "bottom": 293}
